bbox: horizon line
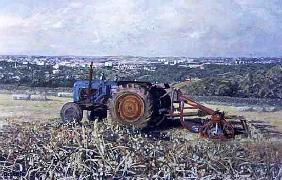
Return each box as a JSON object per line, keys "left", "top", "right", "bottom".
{"left": 0, "top": 54, "right": 282, "bottom": 59}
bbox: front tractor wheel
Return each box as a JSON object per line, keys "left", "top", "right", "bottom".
{"left": 60, "top": 102, "right": 83, "bottom": 123}
{"left": 109, "top": 86, "right": 152, "bottom": 129}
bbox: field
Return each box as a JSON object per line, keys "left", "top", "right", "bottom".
{"left": 1, "top": 94, "right": 281, "bottom": 130}
{"left": 0, "top": 94, "right": 69, "bottom": 123}
{"left": 0, "top": 93, "right": 282, "bottom": 179}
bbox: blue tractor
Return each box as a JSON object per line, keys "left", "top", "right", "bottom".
{"left": 60, "top": 63, "right": 171, "bottom": 128}
{"left": 60, "top": 63, "right": 248, "bottom": 139}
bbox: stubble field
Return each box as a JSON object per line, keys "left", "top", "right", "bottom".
{"left": 0, "top": 93, "right": 281, "bottom": 179}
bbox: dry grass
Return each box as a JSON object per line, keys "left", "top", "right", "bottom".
{"left": 0, "top": 120, "right": 281, "bottom": 179}
{"left": 0, "top": 94, "right": 70, "bottom": 122}
{"left": 1, "top": 93, "right": 281, "bottom": 131}
{"left": 0, "top": 93, "right": 282, "bottom": 178}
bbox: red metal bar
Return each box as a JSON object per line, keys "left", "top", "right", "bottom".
{"left": 169, "top": 89, "right": 241, "bottom": 139}
{"left": 178, "top": 94, "right": 215, "bottom": 115}
{"left": 164, "top": 112, "right": 199, "bottom": 117}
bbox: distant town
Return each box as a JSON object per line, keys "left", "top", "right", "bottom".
{"left": 1, "top": 55, "right": 281, "bottom": 68}
{"left": 0, "top": 56, "right": 281, "bottom": 94}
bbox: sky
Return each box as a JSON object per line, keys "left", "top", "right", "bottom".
{"left": 0, "top": 0, "right": 282, "bottom": 57}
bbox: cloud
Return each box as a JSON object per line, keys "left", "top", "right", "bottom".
{"left": 0, "top": 0, "right": 282, "bottom": 56}
{"left": 0, "top": 15, "right": 24, "bottom": 28}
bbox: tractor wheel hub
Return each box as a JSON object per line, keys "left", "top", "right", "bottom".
{"left": 115, "top": 93, "right": 145, "bottom": 122}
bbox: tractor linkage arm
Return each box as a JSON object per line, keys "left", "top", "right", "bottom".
{"left": 168, "top": 89, "right": 248, "bottom": 140}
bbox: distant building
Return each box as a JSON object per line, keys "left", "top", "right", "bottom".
{"left": 39, "top": 61, "right": 45, "bottom": 66}
{"left": 53, "top": 69, "right": 59, "bottom": 74}
{"left": 104, "top": 61, "right": 113, "bottom": 67}
{"left": 93, "top": 62, "right": 104, "bottom": 67}
{"left": 59, "top": 61, "right": 72, "bottom": 67}
{"left": 188, "top": 64, "right": 204, "bottom": 69}
{"left": 53, "top": 64, "right": 60, "bottom": 69}
{"left": 170, "top": 60, "right": 177, "bottom": 65}
{"left": 143, "top": 66, "right": 156, "bottom": 71}
{"left": 158, "top": 58, "right": 166, "bottom": 62}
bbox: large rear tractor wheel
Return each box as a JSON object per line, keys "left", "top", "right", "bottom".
{"left": 109, "top": 84, "right": 152, "bottom": 129}
{"left": 60, "top": 102, "right": 83, "bottom": 123}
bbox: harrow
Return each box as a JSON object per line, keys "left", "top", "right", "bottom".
{"left": 166, "top": 89, "right": 249, "bottom": 139}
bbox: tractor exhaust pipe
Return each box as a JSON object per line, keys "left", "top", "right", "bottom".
{"left": 88, "top": 62, "right": 93, "bottom": 95}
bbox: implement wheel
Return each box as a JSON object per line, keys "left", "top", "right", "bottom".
{"left": 109, "top": 84, "right": 152, "bottom": 129}
{"left": 60, "top": 102, "right": 83, "bottom": 123}
{"left": 200, "top": 114, "right": 235, "bottom": 140}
